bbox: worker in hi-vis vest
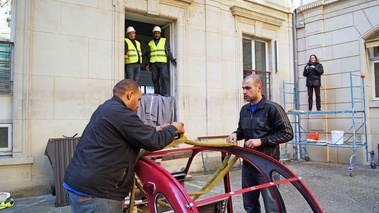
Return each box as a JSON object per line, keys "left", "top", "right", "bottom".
{"left": 124, "top": 26, "right": 142, "bottom": 82}
{"left": 146, "top": 26, "right": 176, "bottom": 96}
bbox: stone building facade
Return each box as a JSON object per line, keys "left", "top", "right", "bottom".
{"left": 1, "top": 0, "right": 378, "bottom": 197}
{"left": 293, "top": 0, "right": 379, "bottom": 165}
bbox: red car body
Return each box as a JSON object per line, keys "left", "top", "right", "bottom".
{"left": 133, "top": 145, "right": 323, "bottom": 213}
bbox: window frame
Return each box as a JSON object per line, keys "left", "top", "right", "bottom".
{"left": 0, "top": 41, "right": 13, "bottom": 94}
{"left": 0, "top": 123, "right": 12, "bottom": 153}
{"left": 154, "top": 192, "right": 174, "bottom": 213}
{"left": 372, "top": 60, "right": 379, "bottom": 101}
{"left": 242, "top": 37, "right": 271, "bottom": 99}
{"left": 369, "top": 46, "right": 379, "bottom": 101}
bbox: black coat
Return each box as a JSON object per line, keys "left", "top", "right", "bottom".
{"left": 303, "top": 62, "right": 324, "bottom": 87}
{"left": 233, "top": 96, "right": 294, "bottom": 160}
{"left": 64, "top": 96, "right": 177, "bottom": 200}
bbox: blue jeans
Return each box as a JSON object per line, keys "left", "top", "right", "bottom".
{"left": 242, "top": 163, "right": 279, "bottom": 213}
{"left": 67, "top": 190, "right": 123, "bottom": 213}
{"left": 150, "top": 62, "right": 169, "bottom": 95}
{"left": 125, "top": 63, "right": 140, "bottom": 82}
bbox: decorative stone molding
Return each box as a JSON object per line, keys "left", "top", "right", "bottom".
{"left": 297, "top": 0, "right": 341, "bottom": 12}
{"left": 230, "top": 5, "right": 285, "bottom": 30}
{"left": 147, "top": 0, "right": 159, "bottom": 16}
{"left": 161, "top": 0, "right": 193, "bottom": 6}
{"left": 146, "top": 0, "right": 193, "bottom": 15}
{"left": 297, "top": 1, "right": 323, "bottom": 11}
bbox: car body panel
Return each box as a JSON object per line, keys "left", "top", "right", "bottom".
{"left": 133, "top": 145, "right": 323, "bottom": 213}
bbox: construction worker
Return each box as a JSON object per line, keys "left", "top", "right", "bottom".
{"left": 146, "top": 26, "right": 176, "bottom": 96}
{"left": 124, "top": 26, "right": 142, "bottom": 82}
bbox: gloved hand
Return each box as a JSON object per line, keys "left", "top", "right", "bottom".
{"left": 171, "top": 59, "right": 177, "bottom": 66}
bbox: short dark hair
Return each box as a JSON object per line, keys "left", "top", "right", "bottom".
{"left": 113, "top": 79, "right": 140, "bottom": 95}
{"left": 244, "top": 74, "right": 263, "bottom": 86}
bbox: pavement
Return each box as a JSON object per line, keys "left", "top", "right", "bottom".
{"left": 0, "top": 160, "right": 378, "bottom": 213}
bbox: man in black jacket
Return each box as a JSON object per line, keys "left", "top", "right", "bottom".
{"left": 64, "top": 79, "right": 184, "bottom": 213}
{"left": 227, "top": 74, "right": 293, "bottom": 213}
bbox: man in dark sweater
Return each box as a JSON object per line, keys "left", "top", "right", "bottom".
{"left": 64, "top": 79, "right": 184, "bottom": 213}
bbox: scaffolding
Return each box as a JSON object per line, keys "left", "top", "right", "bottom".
{"left": 281, "top": 72, "right": 377, "bottom": 176}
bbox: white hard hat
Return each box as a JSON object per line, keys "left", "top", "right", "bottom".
{"left": 126, "top": 26, "right": 136, "bottom": 34}
{"left": 152, "top": 26, "right": 161, "bottom": 32}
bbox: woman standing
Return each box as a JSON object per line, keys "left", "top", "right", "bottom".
{"left": 303, "top": 54, "right": 324, "bottom": 111}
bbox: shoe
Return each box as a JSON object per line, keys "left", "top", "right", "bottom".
{"left": 317, "top": 109, "right": 321, "bottom": 111}
{"left": 0, "top": 198, "right": 14, "bottom": 210}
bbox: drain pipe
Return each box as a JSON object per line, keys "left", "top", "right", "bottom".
{"left": 292, "top": 8, "right": 299, "bottom": 110}
{"left": 292, "top": 8, "right": 301, "bottom": 160}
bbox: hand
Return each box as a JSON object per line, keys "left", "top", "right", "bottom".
{"left": 145, "top": 64, "right": 150, "bottom": 71}
{"left": 245, "top": 138, "right": 262, "bottom": 149}
{"left": 156, "top": 123, "right": 170, "bottom": 132}
{"left": 171, "top": 59, "right": 177, "bottom": 66}
{"left": 310, "top": 65, "right": 315, "bottom": 68}
{"left": 171, "top": 122, "right": 184, "bottom": 134}
{"left": 124, "top": 55, "right": 129, "bottom": 59}
{"left": 226, "top": 133, "right": 237, "bottom": 144}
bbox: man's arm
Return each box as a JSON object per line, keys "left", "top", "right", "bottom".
{"left": 145, "top": 42, "right": 151, "bottom": 70}
{"left": 165, "top": 43, "right": 176, "bottom": 65}
{"left": 262, "top": 103, "right": 294, "bottom": 145}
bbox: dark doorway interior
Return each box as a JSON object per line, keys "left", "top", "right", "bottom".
{"left": 125, "top": 19, "right": 171, "bottom": 95}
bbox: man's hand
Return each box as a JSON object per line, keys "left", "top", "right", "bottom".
{"left": 245, "top": 139, "right": 262, "bottom": 149}
{"left": 145, "top": 64, "right": 150, "bottom": 71}
{"left": 226, "top": 133, "right": 237, "bottom": 144}
{"left": 171, "top": 122, "right": 184, "bottom": 134}
{"left": 124, "top": 55, "right": 129, "bottom": 59}
{"left": 171, "top": 59, "right": 177, "bottom": 66}
{"left": 156, "top": 123, "right": 170, "bottom": 132}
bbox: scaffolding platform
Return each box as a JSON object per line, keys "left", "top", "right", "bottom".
{"left": 281, "top": 72, "right": 377, "bottom": 176}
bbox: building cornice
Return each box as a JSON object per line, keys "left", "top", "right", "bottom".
{"left": 161, "top": 0, "right": 193, "bottom": 8}
{"left": 297, "top": 0, "right": 341, "bottom": 12}
{"left": 230, "top": 5, "right": 286, "bottom": 29}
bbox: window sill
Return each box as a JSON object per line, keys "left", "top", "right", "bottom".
{"left": 368, "top": 101, "right": 379, "bottom": 108}
{"left": 0, "top": 156, "right": 33, "bottom": 166}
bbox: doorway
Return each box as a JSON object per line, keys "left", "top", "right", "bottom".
{"left": 125, "top": 16, "right": 172, "bottom": 95}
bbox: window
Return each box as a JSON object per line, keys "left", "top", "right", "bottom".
{"left": 154, "top": 193, "right": 174, "bottom": 213}
{"left": 0, "top": 0, "right": 11, "bottom": 93}
{"left": 0, "top": 0, "right": 12, "bottom": 156}
{"left": 0, "top": 124, "right": 12, "bottom": 153}
{"left": 369, "top": 46, "right": 379, "bottom": 100}
{"left": 242, "top": 38, "right": 270, "bottom": 98}
{"left": 0, "top": 41, "right": 12, "bottom": 93}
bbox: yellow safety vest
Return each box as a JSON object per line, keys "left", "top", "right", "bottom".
{"left": 125, "top": 38, "right": 142, "bottom": 64}
{"left": 148, "top": 38, "right": 168, "bottom": 63}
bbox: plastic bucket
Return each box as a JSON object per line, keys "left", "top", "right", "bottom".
{"left": 308, "top": 133, "right": 319, "bottom": 140}
{"left": 331, "top": 130, "right": 344, "bottom": 144}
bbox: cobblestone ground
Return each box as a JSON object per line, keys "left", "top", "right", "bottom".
{"left": 2, "top": 160, "right": 378, "bottom": 213}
